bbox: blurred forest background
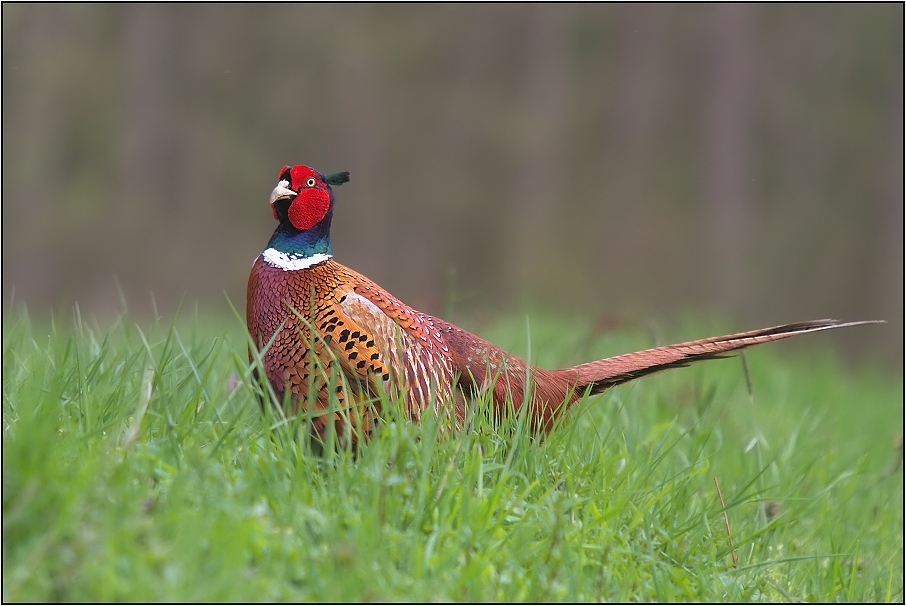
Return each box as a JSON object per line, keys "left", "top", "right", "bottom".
{"left": 3, "top": 4, "right": 902, "bottom": 370}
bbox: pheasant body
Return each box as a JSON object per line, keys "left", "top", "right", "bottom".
{"left": 248, "top": 256, "right": 458, "bottom": 435}
{"left": 247, "top": 164, "right": 874, "bottom": 443}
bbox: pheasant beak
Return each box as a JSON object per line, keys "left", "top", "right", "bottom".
{"left": 269, "top": 179, "right": 297, "bottom": 206}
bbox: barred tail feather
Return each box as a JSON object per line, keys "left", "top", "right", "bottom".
{"left": 564, "top": 320, "right": 881, "bottom": 395}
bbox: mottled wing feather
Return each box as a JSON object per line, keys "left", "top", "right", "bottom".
{"left": 353, "top": 283, "right": 448, "bottom": 348}
{"left": 341, "top": 287, "right": 458, "bottom": 423}
{"left": 319, "top": 292, "right": 392, "bottom": 390}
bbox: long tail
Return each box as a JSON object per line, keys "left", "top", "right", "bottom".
{"left": 445, "top": 318, "right": 879, "bottom": 431}
{"left": 562, "top": 319, "right": 881, "bottom": 395}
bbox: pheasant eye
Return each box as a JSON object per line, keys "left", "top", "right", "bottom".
{"left": 306, "top": 178, "right": 316, "bottom": 187}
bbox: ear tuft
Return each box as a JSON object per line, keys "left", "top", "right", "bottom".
{"left": 323, "top": 172, "right": 350, "bottom": 186}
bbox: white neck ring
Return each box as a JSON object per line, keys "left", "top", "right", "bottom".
{"left": 261, "top": 248, "right": 332, "bottom": 270}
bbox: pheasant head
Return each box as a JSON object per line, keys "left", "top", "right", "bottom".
{"left": 264, "top": 165, "right": 349, "bottom": 269}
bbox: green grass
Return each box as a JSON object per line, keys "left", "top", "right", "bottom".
{"left": 3, "top": 308, "right": 902, "bottom": 602}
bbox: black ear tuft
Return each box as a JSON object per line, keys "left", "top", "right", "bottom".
{"left": 323, "top": 172, "right": 350, "bottom": 186}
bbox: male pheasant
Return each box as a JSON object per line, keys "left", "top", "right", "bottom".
{"left": 247, "top": 164, "right": 873, "bottom": 442}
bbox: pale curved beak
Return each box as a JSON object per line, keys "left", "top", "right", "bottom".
{"left": 269, "top": 179, "right": 297, "bottom": 206}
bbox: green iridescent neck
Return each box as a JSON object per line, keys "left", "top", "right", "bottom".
{"left": 266, "top": 222, "right": 332, "bottom": 258}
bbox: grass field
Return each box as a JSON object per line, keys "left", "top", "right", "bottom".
{"left": 3, "top": 307, "right": 902, "bottom": 601}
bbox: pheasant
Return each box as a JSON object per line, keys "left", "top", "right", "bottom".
{"left": 247, "top": 164, "right": 874, "bottom": 443}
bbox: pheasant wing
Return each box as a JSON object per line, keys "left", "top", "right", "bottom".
{"left": 332, "top": 280, "right": 457, "bottom": 422}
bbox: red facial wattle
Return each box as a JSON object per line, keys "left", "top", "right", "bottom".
{"left": 287, "top": 187, "right": 330, "bottom": 231}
